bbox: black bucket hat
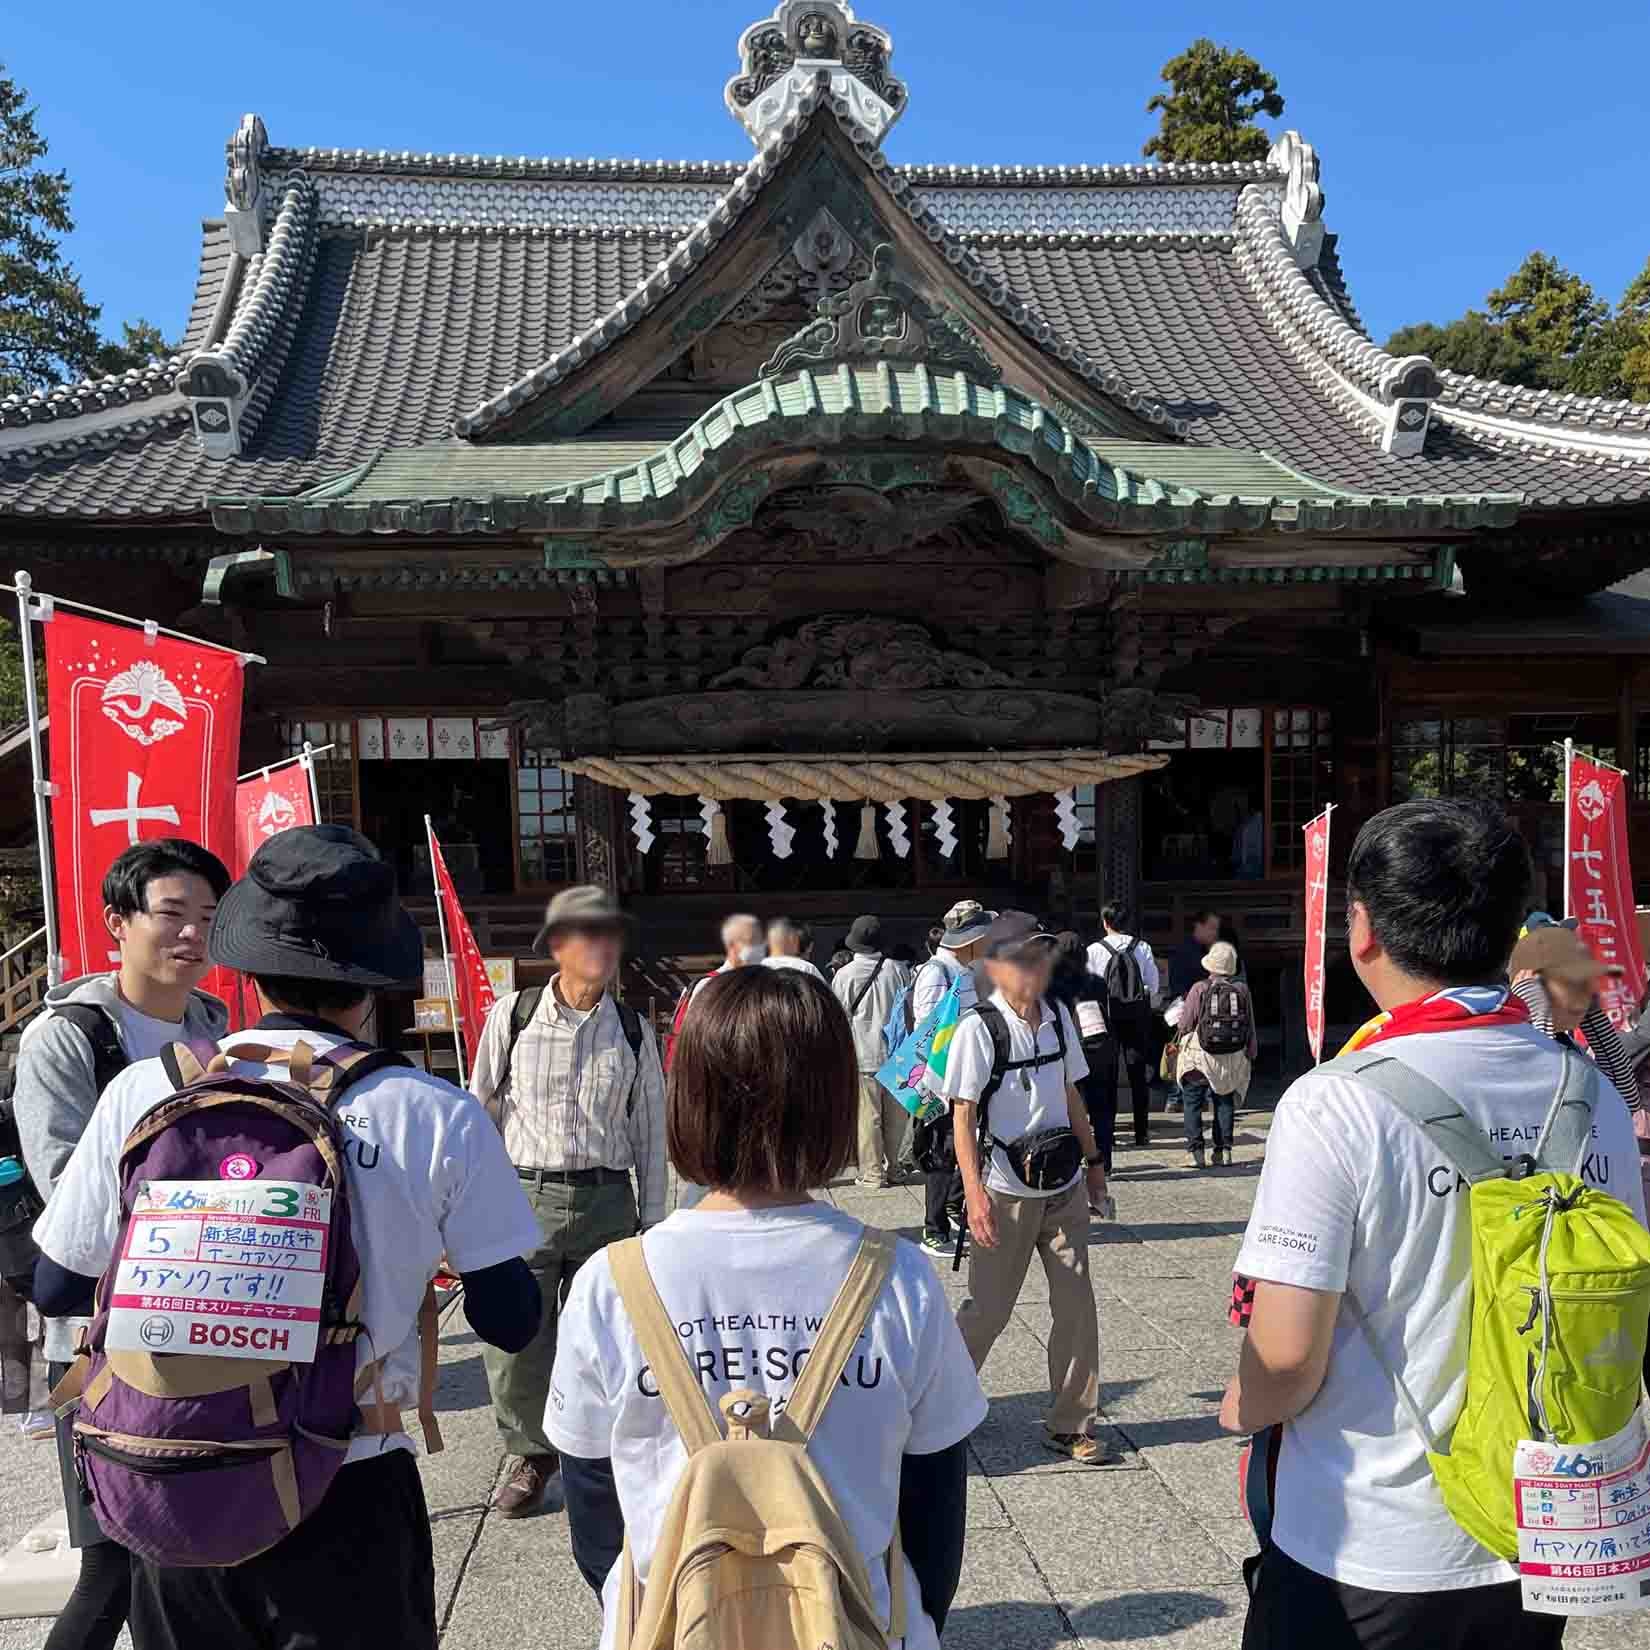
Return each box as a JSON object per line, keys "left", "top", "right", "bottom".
{"left": 846, "top": 914, "right": 884, "bottom": 955}
{"left": 210, "top": 825, "right": 425, "bottom": 988}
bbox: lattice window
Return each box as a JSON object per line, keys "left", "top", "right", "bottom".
{"left": 1269, "top": 708, "right": 1334, "bottom": 874}
{"left": 517, "top": 743, "right": 576, "bottom": 888}
{"left": 278, "top": 721, "right": 357, "bottom": 826}
{"left": 655, "top": 797, "right": 711, "bottom": 891}
{"left": 1395, "top": 717, "right": 1614, "bottom": 804}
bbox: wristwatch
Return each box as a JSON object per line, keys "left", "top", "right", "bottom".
{"left": 1084, "top": 1151, "right": 1105, "bottom": 1169}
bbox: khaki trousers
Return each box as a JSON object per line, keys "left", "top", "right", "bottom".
{"left": 856, "top": 1074, "right": 907, "bottom": 1183}
{"left": 955, "top": 1178, "right": 1099, "bottom": 1433}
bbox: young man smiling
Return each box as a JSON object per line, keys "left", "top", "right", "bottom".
{"left": 1224, "top": 800, "right": 1647, "bottom": 1649}
{"left": 14, "top": 838, "right": 230, "bottom": 1650}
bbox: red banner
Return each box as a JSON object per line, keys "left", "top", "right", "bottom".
{"left": 45, "top": 611, "right": 243, "bottom": 982}
{"left": 428, "top": 825, "right": 496, "bottom": 1075}
{"left": 234, "top": 760, "right": 316, "bottom": 875}
{"left": 1303, "top": 807, "right": 1332, "bottom": 1063}
{"left": 1566, "top": 755, "right": 1646, "bottom": 1030}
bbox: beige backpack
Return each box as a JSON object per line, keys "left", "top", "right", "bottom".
{"left": 608, "top": 1227, "right": 908, "bottom": 1650}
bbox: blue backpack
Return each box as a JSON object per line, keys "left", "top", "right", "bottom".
{"left": 880, "top": 980, "right": 915, "bottom": 1062}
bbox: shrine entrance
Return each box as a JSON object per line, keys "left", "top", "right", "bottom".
{"left": 358, "top": 759, "right": 513, "bottom": 897}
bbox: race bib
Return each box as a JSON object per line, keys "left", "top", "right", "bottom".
{"left": 1514, "top": 1405, "right": 1650, "bottom": 1616}
{"left": 105, "top": 1180, "right": 332, "bottom": 1364}
{"left": 1076, "top": 1001, "right": 1107, "bottom": 1041}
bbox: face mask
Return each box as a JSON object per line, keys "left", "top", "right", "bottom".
{"left": 738, "top": 942, "right": 768, "bottom": 964}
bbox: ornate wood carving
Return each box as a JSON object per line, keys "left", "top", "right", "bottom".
{"left": 573, "top": 774, "right": 617, "bottom": 889}
{"left": 709, "top": 613, "right": 1016, "bottom": 692}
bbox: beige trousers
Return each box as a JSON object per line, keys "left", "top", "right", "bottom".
{"left": 856, "top": 1074, "right": 908, "bottom": 1183}
{"left": 955, "top": 1178, "right": 1099, "bottom": 1433}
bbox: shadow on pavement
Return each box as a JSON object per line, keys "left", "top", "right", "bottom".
{"left": 1069, "top": 1589, "right": 1233, "bottom": 1641}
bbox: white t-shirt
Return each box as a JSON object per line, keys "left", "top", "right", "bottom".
{"left": 910, "top": 951, "right": 976, "bottom": 1029}
{"left": 117, "top": 1001, "right": 187, "bottom": 1063}
{"left": 546, "top": 1203, "right": 987, "bottom": 1650}
{"left": 1235, "top": 1020, "right": 1649, "bottom": 1593}
{"left": 762, "top": 954, "right": 826, "bottom": 982}
{"left": 938, "top": 992, "right": 1088, "bottom": 1197}
{"left": 35, "top": 1025, "right": 540, "bottom": 1463}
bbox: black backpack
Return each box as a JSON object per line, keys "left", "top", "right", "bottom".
{"left": 505, "top": 986, "right": 646, "bottom": 1112}
{"left": 1196, "top": 979, "right": 1252, "bottom": 1056}
{"left": 1098, "top": 938, "right": 1148, "bottom": 1020}
{"left": 0, "top": 1004, "right": 128, "bottom": 1289}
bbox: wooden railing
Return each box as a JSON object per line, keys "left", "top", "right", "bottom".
{"left": 0, "top": 926, "right": 48, "bottom": 1036}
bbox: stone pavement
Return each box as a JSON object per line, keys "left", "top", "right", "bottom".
{"left": 0, "top": 1100, "right": 1639, "bottom": 1648}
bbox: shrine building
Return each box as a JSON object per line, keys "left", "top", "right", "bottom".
{"left": 5, "top": 4, "right": 1650, "bottom": 1050}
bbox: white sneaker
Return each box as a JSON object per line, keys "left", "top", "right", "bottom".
{"left": 17, "top": 1410, "right": 54, "bottom": 1440}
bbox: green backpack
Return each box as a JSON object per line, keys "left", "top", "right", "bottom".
{"left": 1324, "top": 1047, "right": 1650, "bottom": 1560}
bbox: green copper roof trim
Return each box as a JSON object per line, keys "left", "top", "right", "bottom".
{"left": 205, "top": 364, "right": 1525, "bottom": 545}
{"left": 1126, "top": 555, "right": 1445, "bottom": 586}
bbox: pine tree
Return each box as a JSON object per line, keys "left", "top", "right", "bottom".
{"left": 1143, "top": 40, "right": 1284, "bottom": 164}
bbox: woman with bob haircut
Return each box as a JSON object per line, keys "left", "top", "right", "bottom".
{"left": 546, "top": 965, "right": 987, "bottom": 1650}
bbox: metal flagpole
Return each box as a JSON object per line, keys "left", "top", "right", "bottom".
{"left": 235, "top": 743, "right": 334, "bottom": 784}
{"left": 1317, "top": 803, "right": 1334, "bottom": 1065}
{"left": 1562, "top": 738, "right": 1574, "bottom": 920}
{"left": 300, "top": 742, "right": 323, "bottom": 822}
{"left": 423, "top": 813, "right": 467, "bottom": 1086}
{"left": 12, "top": 572, "right": 61, "bottom": 984}
{"left": 0, "top": 579, "right": 265, "bottom": 664}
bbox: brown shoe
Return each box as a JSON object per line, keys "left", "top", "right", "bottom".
{"left": 491, "top": 1453, "right": 558, "bottom": 1518}
{"left": 1045, "top": 1431, "right": 1126, "bottom": 1467}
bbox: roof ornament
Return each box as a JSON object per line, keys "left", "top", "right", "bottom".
{"left": 1379, "top": 355, "right": 1443, "bottom": 458}
{"left": 792, "top": 206, "right": 859, "bottom": 302}
{"left": 1267, "top": 130, "right": 1323, "bottom": 269}
{"left": 224, "top": 114, "right": 269, "bottom": 256}
{"left": 759, "top": 243, "right": 1000, "bottom": 382}
{"left": 726, "top": 3, "right": 907, "bottom": 147}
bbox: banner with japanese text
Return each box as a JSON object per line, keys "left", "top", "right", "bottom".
{"left": 428, "top": 825, "right": 496, "bottom": 1073}
{"left": 1303, "top": 808, "right": 1332, "bottom": 1063}
{"left": 1566, "top": 754, "right": 1646, "bottom": 1030}
{"left": 45, "top": 611, "right": 243, "bottom": 982}
{"left": 234, "top": 760, "right": 316, "bottom": 875}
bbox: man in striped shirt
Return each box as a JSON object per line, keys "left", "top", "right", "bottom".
{"left": 470, "top": 885, "right": 666, "bottom": 1518}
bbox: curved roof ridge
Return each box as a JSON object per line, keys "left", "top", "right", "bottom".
{"left": 267, "top": 142, "right": 1278, "bottom": 189}
{"left": 1234, "top": 176, "right": 1650, "bottom": 464}
{"left": 455, "top": 76, "right": 1189, "bottom": 441}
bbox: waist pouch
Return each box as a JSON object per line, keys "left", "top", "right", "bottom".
{"left": 1000, "top": 1127, "right": 1083, "bottom": 1192}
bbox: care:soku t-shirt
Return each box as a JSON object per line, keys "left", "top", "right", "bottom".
{"left": 1235, "top": 1021, "right": 1648, "bottom": 1593}
{"left": 546, "top": 1203, "right": 988, "bottom": 1650}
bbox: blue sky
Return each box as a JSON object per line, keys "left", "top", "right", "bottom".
{"left": 7, "top": 1, "right": 1648, "bottom": 353}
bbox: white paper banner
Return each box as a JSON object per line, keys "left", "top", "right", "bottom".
{"left": 628, "top": 791, "right": 655, "bottom": 855}
{"left": 885, "top": 801, "right": 910, "bottom": 860}
{"left": 386, "top": 718, "right": 430, "bottom": 760}
{"left": 765, "top": 800, "right": 795, "bottom": 860}
{"left": 931, "top": 799, "right": 957, "bottom": 859}
{"left": 1054, "top": 788, "right": 1082, "bottom": 851}
{"left": 357, "top": 717, "right": 385, "bottom": 761}
{"left": 821, "top": 799, "right": 839, "bottom": 857}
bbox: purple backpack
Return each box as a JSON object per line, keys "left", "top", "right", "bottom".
{"left": 61, "top": 1038, "right": 408, "bottom": 1568}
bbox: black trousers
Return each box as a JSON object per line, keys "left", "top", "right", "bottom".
{"left": 1092, "top": 1019, "right": 1152, "bottom": 1146}
{"left": 1244, "top": 1542, "right": 1566, "bottom": 1650}
{"left": 923, "top": 1166, "right": 964, "bottom": 1241}
{"left": 129, "top": 1449, "right": 435, "bottom": 1650}
{"left": 1077, "top": 1064, "right": 1115, "bottom": 1172}
{"left": 45, "top": 1358, "right": 129, "bottom": 1650}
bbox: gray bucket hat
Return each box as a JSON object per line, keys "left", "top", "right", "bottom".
{"left": 939, "top": 900, "right": 996, "bottom": 949}
{"left": 533, "top": 884, "right": 632, "bottom": 953}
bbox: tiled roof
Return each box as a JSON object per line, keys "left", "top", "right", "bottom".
{"left": 3, "top": 112, "right": 1649, "bottom": 535}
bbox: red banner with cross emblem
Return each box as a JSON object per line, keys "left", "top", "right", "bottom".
{"left": 234, "top": 760, "right": 316, "bottom": 875}
{"left": 1565, "top": 754, "right": 1646, "bottom": 1031}
{"left": 1303, "top": 807, "right": 1333, "bottom": 1063}
{"left": 45, "top": 610, "right": 244, "bottom": 982}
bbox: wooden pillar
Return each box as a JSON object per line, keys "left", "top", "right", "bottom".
{"left": 573, "top": 775, "right": 620, "bottom": 891}
{"left": 1100, "top": 777, "right": 1142, "bottom": 921}
{"left": 1376, "top": 645, "right": 1394, "bottom": 810}
{"left": 1617, "top": 661, "right": 1636, "bottom": 791}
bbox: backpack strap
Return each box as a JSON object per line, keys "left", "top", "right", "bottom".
{"left": 847, "top": 956, "right": 887, "bottom": 1019}
{"left": 607, "top": 1236, "right": 722, "bottom": 1455}
{"left": 974, "top": 1003, "right": 1013, "bottom": 1113}
{"left": 53, "top": 1002, "right": 128, "bottom": 1096}
{"left": 776, "top": 1227, "right": 896, "bottom": 1445}
{"left": 1318, "top": 1050, "right": 1507, "bottom": 1184}
{"left": 507, "top": 986, "right": 544, "bottom": 1066}
{"left": 1533, "top": 1050, "right": 1599, "bottom": 1178}
{"left": 614, "top": 1000, "right": 646, "bottom": 1119}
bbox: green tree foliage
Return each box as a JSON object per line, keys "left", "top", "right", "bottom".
{"left": 0, "top": 63, "right": 173, "bottom": 398}
{"left": 1387, "top": 253, "right": 1650, "bottom": 403}
{"left": 0, "top": 616, "right": 28, "bottom": 726}
{"left": 1143, "top": 40, "right": 1284, "bottom": 164}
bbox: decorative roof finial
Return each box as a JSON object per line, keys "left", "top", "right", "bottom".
{"left": 725, "top": 3, "right": 906, "bottom": 147}
{"left": 1267, "top": 130, "right": 1323, "bottom": 269}
{"left": 224, "top": 113, "right": 269, "bottom": 256}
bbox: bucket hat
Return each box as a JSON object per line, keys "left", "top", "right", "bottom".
{"left": 1202, "top": 941, "right": 1240, "bottom": 977}
{"left": 846, "top": 915, "right": 884, "bottom": 955}
{"left": 1510, "top": 924, "right": 1622, "bottom": 985}
{"left": 210, "top": 825, "right": 424, "bottom": 988}
{"left": 532, "top": 884, "right": 631, "bottom": 954}
{"left": 939, "top": 900, "right": 996, "bottom": 949}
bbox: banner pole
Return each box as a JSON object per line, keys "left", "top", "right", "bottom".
{"left": 0, "top": 580, "right": 264, "bottom": 664}
{"left": 1317, "top": 804, "right": 1333, "bottom": 1065}
{"left": 13, "top": 572, "right": 61, "bottom": 984}
{"left": 301, "top": 742, "right": 323, "bottom": 822}
{"left": 236, "top": 743, "right": 334, "bottom": 784}
{"left": 424, "top": 814, "right": 466, "bottom": 1087}
{"left": 1562, "top": 739, "right": 1574, "bottom": 920}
